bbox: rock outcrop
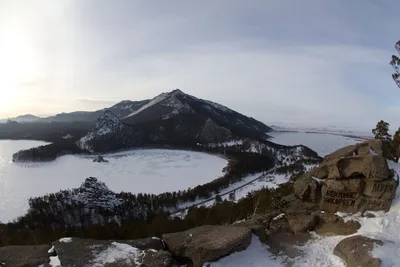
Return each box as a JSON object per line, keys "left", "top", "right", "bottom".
{"left": 53, "top": 237, "right": 175, "bottom": 267}
{"left": 333, "top": 235, "right": 383, "bottom": 267}
{"left": 93, "top": 155, "right": 109, "bottom": 162}
{"left": 294, "top": 140, "right": 399, "bottom": 213}
{"left": 0, "top": 245, "right": 51, "bottom": 267}
{"left": 162, "top": 225, "right": 252, "bottom": 267}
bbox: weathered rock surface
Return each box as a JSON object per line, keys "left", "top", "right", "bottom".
{"left": 53, "top": 237, "right": 175, "bottom": 267}
{"left": 313, "top": 212, "right": 361, "bottom": 236}
{"left": 0, "top": 245, "right": 51, "bottom": 267}
{"left": 266, "top": 231, "right": 311, "bottom": 259}
{"left": 323, "top": 139, "right": 391, "bottom": 162}
{"left": 233, "top": 215, "right": 268, "bottom": 242}
{"left": 162, "top": 225, "right": 251, "bottom": 267}
{"left": 333, "top": 235, "right": 383, "bottom": 267}
{"left": 115, "top": 237, "right": 164, "bottom": 251}
{"left": 294, "top": 140, "right": 399, "bottom": 213}
{"left": 287, "top": 214, "right": 318, "bottom": 234}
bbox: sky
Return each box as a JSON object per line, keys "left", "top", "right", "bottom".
{"left": 0, "top": 0, "right": 399, "bottom": 130}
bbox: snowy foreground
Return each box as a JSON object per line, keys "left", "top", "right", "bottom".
{"left": 208, "top": 160, "right": 400, "bottom": 267}
{"left": 0, "top": 140, "right": 227, "bottom": 222}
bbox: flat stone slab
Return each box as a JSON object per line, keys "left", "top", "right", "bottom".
{"left": 333, "top": 235, "right": 383, "bottom": 267}
{"left": 53, "top": 237, "right": 174, "bottom": 267}
{"left": 162, "top": 225, "right": 251, "bottom": 267}
{"left": 0, "top": 245, "right": 51, "bottom": 267}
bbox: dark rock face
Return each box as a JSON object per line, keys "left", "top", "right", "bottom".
{"left": 93, "top": 155, "right": 109, "bottom": 162}
{"left": 0, "top": 245, "right": 51, "bottom": 267}
{"left": 294, "top": 140, "right": 399, "bottom": 213}
{"left": 53, "top": 237, "right": 176, "bottom": 267}
{"left": 162, "top": 225, "right": 252, "bottom": 267}
{"left": 333, "top": 235, "right": 383, "bottom": 267}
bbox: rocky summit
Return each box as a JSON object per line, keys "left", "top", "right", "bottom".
{"left": 294, "top": 139, "right": 399, "bottom": 213}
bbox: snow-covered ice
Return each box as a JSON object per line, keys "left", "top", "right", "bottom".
{"left": 0, "top": 140, "right": 227, "bottom": 222}
{"left": 268, "top": 131, "right": 363, "bottom": 156}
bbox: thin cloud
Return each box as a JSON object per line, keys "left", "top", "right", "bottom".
{"left": 0, "top": 0, "right": 399, "bottom": 129}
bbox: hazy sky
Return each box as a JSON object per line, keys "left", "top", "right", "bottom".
{"left": 0, "top": 0, "right": 399, "bottom": 130}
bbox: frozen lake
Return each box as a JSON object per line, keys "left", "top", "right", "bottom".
{"left": 268, "top": 131, "right": 365, "bottom": 156}
{"left": 0, "top": 140, "right": 227, "bottom": 222}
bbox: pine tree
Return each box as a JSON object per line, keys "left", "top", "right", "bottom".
{"left": 215, "top": 194, "right": 222, "bottom": 203}
{"left": 392, "top": 128, "right": 400, "bottom": 162}
{"left": 390, "top": 40, "right": 400, "bottom": 88}
{"left": 372, "top": 120, "right": 391, "bottom": 141}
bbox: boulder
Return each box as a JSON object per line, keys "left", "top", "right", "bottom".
{"left": 323, "top": 140, "right": 392, "bottom": 163}
{"left": 313, "top": 212, "right": 361, "bottom": 236}
{"left": 162, "top": 225, "right": 251, "bottom": 267}
{"left": 333, "top": 235, "right": 383, "bottom": 267}
{"left": 0, "top": 245, "right": 51, "bottom": 267}
{"left": 294, "top": 172, "right": 320, "bottom": 202}
{"left": 233, "top": 216, "right": 268, "bottom": 243}
{"left": 53, "top": 237, "right": 174, "bottom": 267}
{"left": 287, "top": 214, "right": 318, "bottom": 234}
{"left": 363, "top": 177, "right": 398, "bottom": 200}
{"left": 320, "top": 179, "right": 364, "bottom": 213}
{"left": 335, "top": 155, "right": 389, "bottom": 181}
{"left": 141, "top": 250, "right": 176, "bottom": 267}
{"left": 358, "top": 139, "right": 392, "bottom": 159}
{"left": 267, "top": 215, "right": 290, "bottom": 234}
{"left": 323, "top": 144, "right": 358, "bottom": 163}
{"left": 266, "top": 231, "right": 311, "bottom": 259}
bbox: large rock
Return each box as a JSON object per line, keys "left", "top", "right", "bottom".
{"left": 333, "top": 235, "right": 383, "bottom": 267}
{"left": 294, "top": 172, "right": 321, "bottom": 202}
{"left": 266, "top": 231, "right": 311, "bottom": 259}
{"left": 335, "top": 155, "right": 389, "bottom": 181}
{"left": 363, "top": 176, "right": 398, "bottom": 199}
{"left": 162, "top": 225, "right": 251, "bottom": 267}
{"left": 53, "top": 237, "right": 175, "bottom": 267}
{"left": 233, "top": 215, "right": 268, "bottom": 242}
{"left": 0, "top": 245, "right": 51, "bottom": 267}
{"left": 323, "top": 144, "right": 358, "bottom": 163}
{"left": 294, "top": 140, "right": 398, "bottom": 214}
{"left": 320, "top": 179, "right": 364, "bottom": 213}
{"left": 287, "top": 214, "right": 318, "bottom": 234}
{"left": 323, "top": 140, "right": 392, "bottom": 163}
{"left": 313, "top": 212, "right": 361, "bottom": 236}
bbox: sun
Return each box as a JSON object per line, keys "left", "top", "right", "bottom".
{"left": 0, "top": 23, "right": 40, "bottom": 113}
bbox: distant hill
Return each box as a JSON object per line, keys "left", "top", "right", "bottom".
{"left": 0, "top": 114, "right": 41, "bottom": 123}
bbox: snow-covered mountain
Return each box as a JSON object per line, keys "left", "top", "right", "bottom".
{"left": 78, "top": 89, "right": 273, "bottom": 152}
{"left": 0, "top": 114, "right": 41, "bottom": 123}
{"left": 38, "top": 100, "right": 150, "bottom": 123}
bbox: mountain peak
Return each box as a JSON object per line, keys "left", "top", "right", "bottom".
{"left": 170, "top": 89, "right": 185, "bottom": 96}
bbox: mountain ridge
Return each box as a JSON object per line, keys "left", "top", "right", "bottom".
{"left": 77, "top": 89, "right": 273, "bottom": 152}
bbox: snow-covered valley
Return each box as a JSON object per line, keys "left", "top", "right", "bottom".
{"left": 0, "top": 140, "right": 227, "bottom": 222}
